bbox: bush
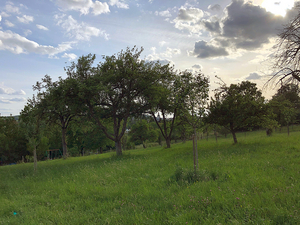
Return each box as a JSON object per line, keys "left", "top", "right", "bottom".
{"left": 170, "top": 167, "right": 222, "bottom": 185}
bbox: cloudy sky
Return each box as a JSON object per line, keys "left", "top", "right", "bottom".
{"left": 0, "top": 0, "right": 298, "bottom": 116}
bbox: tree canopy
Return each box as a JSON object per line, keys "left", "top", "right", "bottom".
{"left": 67, "top": 47, "right": 164, "bottom": 155}
{"left": 206, "top": 81, "right": 270, "bottom": 144}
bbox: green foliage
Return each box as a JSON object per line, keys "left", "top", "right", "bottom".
{"left": 67, "top": 47, "right": 164, "bottom": 155}
{"left": 67, "top": 118, "right": 114, "bottom": 155}
{"left": 30, "top": 75, "right": 81, "bottom": 158}
{"left": 129, "top": 119, "right": 158, "bottom": 148}
{"left": 207, "top": 80, "right": 274, "bottom": 143}
{"left": 0, "top": 117, "right": 27, "bottom": 164}
{"left": 269, "top": 84, "right": 300, "bottom": 126}
{"left": 149, "top": 69, "right": 209, "bottom": 148}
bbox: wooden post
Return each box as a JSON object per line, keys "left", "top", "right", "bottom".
{"left": 193, "top": 135, "right": 196, "bottom": 173}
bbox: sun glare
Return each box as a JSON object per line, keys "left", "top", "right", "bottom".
{"left": 261, "top": 0, "right": 294, "bottom": 17}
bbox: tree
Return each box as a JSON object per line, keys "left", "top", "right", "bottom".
{"left": 67, "top": 118, "right": 114, "bottom": 156}
{"left": 268, "top": 3, "right": 300, "bottom": 85}
{"left": 148, "top": 65, "right": 178, "bottom": 148}
{"left": 207, "top": 80, "right": 270, "bottom": 144}
{"left": 129, "top": 119, "right": 158, "bottom": 148}
{"left": 268, "top": 84, "right": 300, "bottom": 133}
{"left": 178, "top": 71, "right": 209, "bottom": 171}
{"left": 67, "top": 47, "right": 163, "bottom": 155}
{"left": 20, "top": 100, "right": 48, "bottom": 171}
{"left": 31, "top": 75, "right": 80, "bottom": 158}
{"left": 0, "top": 117, "right": 27, "bottom": 165}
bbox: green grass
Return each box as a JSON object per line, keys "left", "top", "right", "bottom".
{"left": 1, "top": 129, "right": 300, "bottom": 224}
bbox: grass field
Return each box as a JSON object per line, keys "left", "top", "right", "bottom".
{"left": 1, "top": 129, "right": 300, "bottom": 224}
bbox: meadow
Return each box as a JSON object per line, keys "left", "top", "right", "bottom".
{"left": 1, "top": 129, "right": 300, "bottom": 224}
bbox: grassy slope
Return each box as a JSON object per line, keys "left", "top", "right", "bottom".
{"left": 1, "top": 130, "right": 300, "bottom": 224}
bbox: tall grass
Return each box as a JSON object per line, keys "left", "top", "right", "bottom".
{"left": 1, "top": 129, "right": 300, "bottom": 224}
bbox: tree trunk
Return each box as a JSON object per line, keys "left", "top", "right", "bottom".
{"left": 115, "top": 140, "right": 122, "bottom": 156}
{"left": 62, "top": 127, "right": 68, "bottom": 159}
{"left": 232, "top": 131, "right": 238, "bottom": 144}
{"left": 214, "top": 130, "right": 218, "bottom": 143}
{"left": 193, "top": 135, "right": 196, "bottom": 173}
{"left": 229, "top": 123, "right": 238, "bottom": 144}
{"left": 194, "top": 128, "right": 198, "bottom": 170}
{"left": 287, "top": 123, "right": 290, "bottom": 136}
{"left": 166, "top": 137, "right": 171, "bottom": 148}
{"left": 142, "top": 142, "right": 146, "bottom": 148}
{"left": 33, "top": 145, "right": 37, "bottom": 172}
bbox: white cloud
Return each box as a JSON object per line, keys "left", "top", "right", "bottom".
{"left": 0, "top": 97, "right": 26, "bottom": 104}
{"left": 56, "top": 15, "right": 109, "bottom": 41}
{"left": 0, "top": 30, "right": 72, "bottom": 56}
{"left": 160, "top": 47, "right": 181, "bottom": 58}
{"left": 93, "top": 1, "right": 110, "bottom": 15}
{"left": 5, "top": 2, "right": 20, "bottom": 14}
{"left": 0, "top": 15, "right": 2, "bottom": 22}
{"left": 36, "top": 24, "right": 49, "bottom": 31}
{"left": 159, "top": 41, "right": 167, "bottom": 47}
{"left": 55, "top": 0, "right": 93, "bottom": 15}
{"left": 146, "top": 47, "right": 181, "bottom": 66}
{"left": 55, "top": 0, "right": 110, "bottom": 15}
{"left": 17, "top": 15, "right": 34, "bottom": 23}
{"left": 4, "top": 20, "right": 14, "bottom": 27}
{"left": 23, "top": 29, "right": 32, "bottom": 36}
{"left": 109, "top": 0, "right": 129, "bottom": 9}
{"left": 62, "top": 52, "right": 77, "bottom": 61}
{"left": 172, "top": 7, "right": 205, "bottom": 35}
{"left": 155, "top": 10, "right": 172, "bottom": 17}
{"left": 0, "top": 83, "right": 26, "bottom": 95}
{"left": 208, "top": 4, "right": 222, "bottom": 11}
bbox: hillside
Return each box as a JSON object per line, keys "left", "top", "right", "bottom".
{"left": 1, "top": 129, "right": 300, "bottom": 224}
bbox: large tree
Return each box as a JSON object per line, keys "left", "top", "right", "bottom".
{"left": 67, "top": 47, "right": 163, "bottom": 155}
{"left": 207, "top": 81, "right": 270, "bottom": 144}
{"left": 30, "top": 75, "right": 80, "bottom": 158}
{"left": 148, "top": 65, "right": 179, "bottom": 148}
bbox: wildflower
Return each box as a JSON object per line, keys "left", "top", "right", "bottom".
{"left": 236, "top": 197, "right": 239, "bottom": 200}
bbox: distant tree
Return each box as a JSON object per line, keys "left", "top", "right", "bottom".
{"left": 269, "top": 84, "right": 300, "bottom": 129}
{"left": 206, "top": 80, "right": 272, "bottom": 144}
{"left": 273, "top": 84, "right": 300, "bottom": 105}
{"left": 67, "top": 47, "right": 163, "bottom": 155}
{"left": 0, "top": 117, "right": 27, "bottom": 164}
{"left": 20, "top": 101, "right": 49, "bottom": 171}
{"left": 129, "top": 119, "right": 158, "bottom": 148}
{"left": 67, "top": 118, "right": 114, "bottom": 156}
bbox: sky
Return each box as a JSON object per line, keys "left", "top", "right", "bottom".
{"left": 0, "top": 0, "right": 299, "bottom": 116}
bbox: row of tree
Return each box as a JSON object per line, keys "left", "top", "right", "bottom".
{"left": 1, "top": 48, "right": 300, "bottom": 166}
{"left": 4, "top": 3, "right": 300, "bottom": 164}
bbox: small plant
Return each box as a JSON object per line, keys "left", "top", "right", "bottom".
{"left": 25, "top": 155, "right": 33, "bottom": 162}
{"left": 171, "top": 166, "right": 200, "bottom": 184}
